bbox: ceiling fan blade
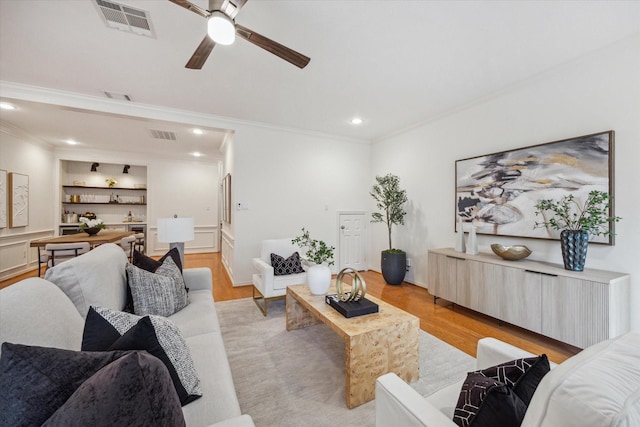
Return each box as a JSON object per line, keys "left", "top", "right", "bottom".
{"left": 169, "top": 0, "right": 211, "bottom": 18}
{"left": 236, "top": 25, "right": 310, "bottom": 69}
{"left": 186, "top": 35, "right": 216, "bottom": 69}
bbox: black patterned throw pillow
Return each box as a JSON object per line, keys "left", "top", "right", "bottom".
{"left": 452, "top": 355, "right": 550, "bottom": 427}
{"left": 81, "top": 306, "right": 202, "bottom": 405}
{"left": 271, "top": 251, "right": 305, "bottom": 276}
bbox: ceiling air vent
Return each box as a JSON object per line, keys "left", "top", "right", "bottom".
{"left": 94, "top": 0, "right": 155, "bottom": 38}
{"left": 104, "top": 91, "right": 132, "bottom": 101}
{"left": 149, "top": 129, "right": 177, "bottom": 141}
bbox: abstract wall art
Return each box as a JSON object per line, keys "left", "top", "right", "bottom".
{"left": 9, "top": 172, "right": 29, "bottom": 228}
{"left": 455, "top": 131, "right": 614, "bottom": 245}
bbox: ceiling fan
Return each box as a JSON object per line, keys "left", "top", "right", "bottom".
{"left": 169, "top": 0, "right": 310, "bottom": 69}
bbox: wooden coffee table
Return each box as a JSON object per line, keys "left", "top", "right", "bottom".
{"left": 286, "top": 283, "right": 419, "bottom": 408}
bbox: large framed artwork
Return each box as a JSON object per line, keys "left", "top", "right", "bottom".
{"left": 9, "top": 172, "right": 29, "bottom": 228}
{"left": 455, "top": 130, "right": 614, "bottom": 245}
{"left": 0, "top": 169, "right": 7, "bottom": 228}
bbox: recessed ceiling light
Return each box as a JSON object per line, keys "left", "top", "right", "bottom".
{"left": 350, "top": 117, "right": 363, "bottom": 125}
{"left": 66, "top": 139, "right": 78, "bottom": 145}
{"left": 0, "top": 102, "right": 16, "bottom": 110}
{"left": 191, "top": 152, "right": 203, "bottom": 157}
{"left": 192, "top": 128, "right": 204, "bottom": 135}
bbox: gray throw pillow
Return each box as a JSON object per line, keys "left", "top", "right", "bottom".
{"left": 126, "top": 256, "right": 188, "bottom": 317}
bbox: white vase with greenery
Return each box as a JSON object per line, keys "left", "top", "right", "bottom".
{"left": 292, "top": 228, "right": 335, "bottom": 295}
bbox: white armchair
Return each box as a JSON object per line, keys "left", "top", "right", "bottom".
{"left": 376, "top": 333, "right": 640, "bottom": 427}
{"left": 252, "top": 239, "right": 308, "bottom": 315}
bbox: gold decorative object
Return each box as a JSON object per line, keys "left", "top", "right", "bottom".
{"left": 335, "top": 267, "right": 367, "bottom": 302}
{"left": 491, "top": 243, "right": 532, "bottom": 260}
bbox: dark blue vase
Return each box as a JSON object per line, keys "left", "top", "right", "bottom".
{"left": 560, "top": 230, "right": 589, "bottom": 271}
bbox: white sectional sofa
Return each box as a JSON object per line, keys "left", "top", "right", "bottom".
{"left": 0, "top": 243, "right": 254, "bottom": 427}
{"left": 376, "top": 333, "right": 640, "bottom": 427}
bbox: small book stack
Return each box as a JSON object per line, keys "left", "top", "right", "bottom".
{"left": 325, "top": 294, "right": 379, "bottom": 318}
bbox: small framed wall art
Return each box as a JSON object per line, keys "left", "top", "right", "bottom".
{"left": 0, "top": 169, "right": 7, "bottom": 228}
{"left": 455, "top": 130, "right": 614, "bottom": 244}
{"left": 9, "top": 172, "right": 29, "bottom": 228}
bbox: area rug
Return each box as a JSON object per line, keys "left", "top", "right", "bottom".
{"left": 215, "top": 298, "right": 475, "bottom": 427}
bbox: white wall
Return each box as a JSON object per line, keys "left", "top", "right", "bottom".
{"left": 372, "top": 34, "right": 640, "bottom": 330}
{"left": 231, "top": 125, "right": 372, "bottom": 285}
{"left": 0, "top": 124, "right": 55, "bottom": 278}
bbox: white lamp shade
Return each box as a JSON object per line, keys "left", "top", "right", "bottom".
{"left": 208, "top": 11, "right": 235, "bottom": 45}
{"left": 157, "top": 217, "right": 194, "bottom": 243}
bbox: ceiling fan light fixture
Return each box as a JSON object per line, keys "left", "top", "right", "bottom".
{"left": 207, "top": 11, "right": 235, "bottom": 45}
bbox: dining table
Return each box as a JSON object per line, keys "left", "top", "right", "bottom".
{"left": 30, "top": 230, "right": 135, "bottom": 249}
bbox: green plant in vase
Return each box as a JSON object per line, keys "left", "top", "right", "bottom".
{"left": 534, "top": 190, "right": 621, "bottom": 271}
{"left": 292, "top": 228, "right": 334, "bottom": 266}
{"left": 292, "top": 228, "right": 334, "bottom": 295}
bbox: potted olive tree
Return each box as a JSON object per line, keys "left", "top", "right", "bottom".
{"left": 534, "top": 190, "right": 621, "bottom": 271}
{"left": 370, "top": 174, "right": 408, "bottom": 285}
{"left": 292, "top": 228, "right": 335, "bottom": 295}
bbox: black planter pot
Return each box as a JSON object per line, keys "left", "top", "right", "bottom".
{"left": 381, "top": 251, "right": 406, "bottom": 285}
{"left": 560, "top": 229, "right": 589, "bottom": 271}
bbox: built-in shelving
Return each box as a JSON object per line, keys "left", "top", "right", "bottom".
{"left": 62, "top": 202, "right": 146, "bottom": 206}
{"left": 62, "top": 185, "right": 146, "bottom": 191}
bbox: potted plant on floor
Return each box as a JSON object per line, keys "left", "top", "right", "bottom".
{"left": 292, "top": 228, "right": 335, "bottom": 295}
{"left": 534, "top": 190, "right": 621, "bottom": 271}
{"left": 370, "top": 173, "right": 408, "bottom": 285}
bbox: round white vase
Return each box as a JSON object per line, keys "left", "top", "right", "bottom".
{"left": 307, "top": 264, "right": 331, "bottom": 295}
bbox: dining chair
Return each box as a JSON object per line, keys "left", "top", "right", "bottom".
{"left": 39, "top": 242, "right": 91, "bottom": 277}
{"left": 119, "top": 235, "right": 137, "bottom": 262}
{"left": 134, "top": 232, "right": 145, "bottom": 254}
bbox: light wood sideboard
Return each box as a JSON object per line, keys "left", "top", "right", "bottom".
{"left": 427, "top": 248, "right": 630, "bottom": 349}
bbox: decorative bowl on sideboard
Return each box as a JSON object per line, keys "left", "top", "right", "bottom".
{"left": 490, "top": 244, "right": 532, "bottom": 261}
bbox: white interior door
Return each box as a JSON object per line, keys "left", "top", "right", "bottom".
{"left": 338, "top": 212, "right": 367, "bottom": 271}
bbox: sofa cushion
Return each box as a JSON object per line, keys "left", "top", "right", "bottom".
{"left": 270, "top": 251, "right": 304, "bottom": 276}
{"left": 522, "top": 332, "right": 640, "bottom": 427}
{"left": 42, "top": 351, "right": 186, "bottom": 427}
{"left": 0, "top": 278, "right": 84, "bottom": 353}
{"left": 182, "top": 332, "right": 243, "bottom": 426}
{"left": 168, "top": 289, "right": 221, "bottom": 337}
{"left": 126, "top": 257, "right": 188, "bottom": 317}
{"left": 44, "top": 243, "right": 128, "bottom": 318}
{"left": 81, "top": 306, "right": 202, "bottom": 405}
{"left": 453, "top": 355, "right": 549, "bottom": 427}
{"left": 0, "top": 342, "right": 129, "bottom": 427}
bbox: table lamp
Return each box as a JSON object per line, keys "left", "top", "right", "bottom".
{"left": 157, "top": 215, "right": 194, "bottom": 266}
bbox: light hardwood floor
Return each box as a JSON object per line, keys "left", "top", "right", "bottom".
{"left": 1, "top": 252, "right": 580, "bottom": 363}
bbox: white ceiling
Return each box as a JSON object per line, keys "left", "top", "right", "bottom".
{"left": 1, "top": 0, "right": 639, "bottom": 157}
